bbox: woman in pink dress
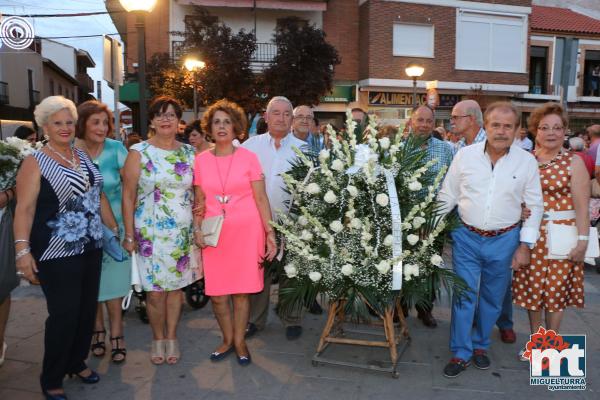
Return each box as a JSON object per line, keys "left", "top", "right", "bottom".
{"left": 193, "top": 99, "right": 276, "bottom": 366}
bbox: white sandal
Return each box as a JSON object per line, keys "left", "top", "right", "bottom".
{"left": 151, "top": 340, "right": 165, "bottom": 365}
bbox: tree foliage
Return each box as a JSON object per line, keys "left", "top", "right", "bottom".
{"left": 261, "top": 17, "right": 340, "bottom": 107}
{"left": 145, "top": 10, "right": 341, "bottom": 114}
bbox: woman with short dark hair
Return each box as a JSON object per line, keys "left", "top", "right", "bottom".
{"left": 121, "top": 96, "right": 196, "bottom": 366}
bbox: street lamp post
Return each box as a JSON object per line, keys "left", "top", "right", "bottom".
{"left": 184, "top": 58, "right": 206, "bottom": 120}
{"left": 405, "top": 62, "right": 425, "bottom": 108}
{"left": 119, "top": 0, "right": 157, "bottom": 138}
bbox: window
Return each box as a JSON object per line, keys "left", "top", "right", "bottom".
{"left": 529, "top": 46, "right": 549, "bottom": 94}
{"left": 583, "top": 50, "right": 600, "bottom": 97}
{"left": 393, "top": 24, "right": 434, "bottom": 58}
{"left": 50, "top": 78, "right": 55, "bottom": 95}
{"left": 456, "top": 10, "right": 527, "bottom": 73}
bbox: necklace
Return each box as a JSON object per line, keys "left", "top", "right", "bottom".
{"left": 46, "top": 143, "right": 90, "bottom": 189}
{"left": 214, "top": 147, "right": 236, "bottom": 213}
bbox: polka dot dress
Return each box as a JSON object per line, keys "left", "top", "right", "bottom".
{"left": 512, "top": 151, "right": 584, "bottom": 312}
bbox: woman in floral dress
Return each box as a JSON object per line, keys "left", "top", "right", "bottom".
{"left": 122, "top": 97, "right": 196, "bottom": 366}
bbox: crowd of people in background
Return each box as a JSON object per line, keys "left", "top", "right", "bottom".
{"left": 1, "top": 92, "right": 599, "bottom": 398}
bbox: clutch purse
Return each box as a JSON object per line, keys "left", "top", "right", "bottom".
{"left": 546, "top": 223, "right": 600, "bottom": 262}
{"left": 102, "top": 224, "right": 127, "bottom": 262}
{"left": 201, "top": 214, "right": 224, "bottom": 247}
{"left": 122, "top": 251, "right": 143, "bottom": 310}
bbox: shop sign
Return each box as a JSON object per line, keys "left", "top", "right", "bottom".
{"left": 369, "top": 91, "right": 462, "bottom": 107}
{"left": 321, "top": 85, "right": 355, "bottom": 103}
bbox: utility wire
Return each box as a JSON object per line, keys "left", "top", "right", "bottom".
{"left": 0, "top": 11, "right": 120, "bottom": 18}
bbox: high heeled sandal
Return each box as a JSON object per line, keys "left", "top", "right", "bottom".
{"left": 165, "top": 339, "right": 180, "bottom": 365}
{"left": 43, "top": 389, "right": 68, "bottom": 400}
{"left": 110, "top": 336, "right": 127, "bottom": 364}
{"left": 90, "top": 330, "right": 106, "bottom": 357}
{"left": 151, "top": 340, "right": 165, "bottom": 365}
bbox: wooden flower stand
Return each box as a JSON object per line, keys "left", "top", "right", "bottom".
{"left": 311, "top": 299, "right": 411, "bottom": 378}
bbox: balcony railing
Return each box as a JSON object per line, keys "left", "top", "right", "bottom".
{"left": 171, "top": 41, "right": 277, "bottom": 68}
{"left": 529, "top": 72, "right": 553, "bottom": 95}
{"left": 0, "top": 81, "right": 8, "bottom": 105}
{"left": 76, "top": 73, "right": 94, "bottom": 93}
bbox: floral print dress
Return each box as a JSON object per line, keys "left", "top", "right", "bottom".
{"left": 130, "top": 142, "right": 196, "bottom": 291}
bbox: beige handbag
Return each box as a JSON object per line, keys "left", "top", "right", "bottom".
{"left": 201, "top": 214, "right": 224, "bottom": 247}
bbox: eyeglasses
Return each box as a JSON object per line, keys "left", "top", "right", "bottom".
{"left": 537, "top": 125, "right": 564, "bottom": 133}
{"left": 294, "top": 116, "right": 314, "bottom": 121}
{"left": 450, "top": 115, "right": 470, "bottom": 121}
{"left": 154, "top": 112, "right": 177, "bottom": 121}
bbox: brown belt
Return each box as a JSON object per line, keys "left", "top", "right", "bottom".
{"left": 462, "top": 220, "right": 521, "bottom": 237}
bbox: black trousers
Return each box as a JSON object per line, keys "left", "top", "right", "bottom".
{"left": 37, "top": 249, "right": 102, "bottom": 391}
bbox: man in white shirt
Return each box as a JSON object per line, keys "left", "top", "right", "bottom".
{"left": 242, "top": 96, "right": 308, "bottom": 340}
{"left": 437, "top": 102, "right": 543, "bottom": 378}
{"left": 514, "top": 127, "right": 533, "bottom": 152}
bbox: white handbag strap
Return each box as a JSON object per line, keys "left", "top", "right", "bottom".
{"left": 543, "top": 210, "right": 576, "bottom": 221}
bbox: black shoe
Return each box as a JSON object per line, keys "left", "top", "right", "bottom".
{"left": 43, "top": 390, "right": 67, "bottom": 400}
{"left": 245, "top": 323, "right": 258, "bottom": 339}
{"left": 308, "top": 300, "right": 323, "bottom": 315}
{"left": 285, "top": 325, "right": 303, "bottom": 340}
{"left": 418, "top": 311, "right": 438, "bottom": 328}
{"left": 69, "top": 369, "right": 99, "bottom": 384}
{"left": 443, "top": 358, "right": 470, "bottom": 378}
{"left": 237, "top": 351, "right": 252, "bottom": 366}
{"left": 472, "top": 349, "right": 491, "bottom": 370}
{"left": 209, "top": 346, "right": 234, "bottom": 362}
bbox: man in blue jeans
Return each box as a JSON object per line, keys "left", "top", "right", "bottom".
{"left": 437, "top": 102, "right": 543, "bottom": 378}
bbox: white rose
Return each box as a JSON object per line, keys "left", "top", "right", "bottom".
{"left": 331, "top": 159, "right": 345, "bottom": 172}
{"left": 341, "top": 264, "right": 354, "bottom": 276}
{"left": 346, "top": 185, "right": 359, "bottom": 198}
{"left": 389, "top": 144, "right": 399, "bottom": 154}
{"left": 298, "top": 215, "right": 309, "bottom": 226}
{"left": 430, "top": 254, "right": 443, "bottom": 267}
{"left": 330, "top": 220, "right": 344, "bottom": 233}
{"left": 345, "top": 209, "right": 355, "bottom": 218}
{"left": 324, "top": 190, "right": 338, "bottom": 204}
{"left": 376, "top": 193, "right": 389, "bottom": 207}
{"left": 375, "top": 260, "right": 391, "bottom": 274}
{"left": 412, "top": 216, "right": 426, "bottom": 229}
{"left": 305, "top": 183, "right": 321, "bottom": 194}
{"left": 384, "top": 235, "right": 393, "bottom": 246}
{"left": 408, "top": 181, "right": 422, "bottom": 192}
{"left": 284, "top": 264, "right": 298, "bottom": 278}
{"left": 318, "top": 149, "right": 330, "bottom": 162}
{"left": 406, "top": 234, "right": 419, "bottom": 246}
{"left": 300, "top": 230, "right": 314, "bottom": 241}
{"left": 350, "top": 218, "right": 362, "bottom": 229}
{"left": 309, "top": 271, "right": 322, "bottom": 282}
{"left": 379, "top": 137, "right": 390, "bottom": 150}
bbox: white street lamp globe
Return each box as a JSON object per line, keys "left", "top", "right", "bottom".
{"left": 405, "top": 62, "right": 425, "bottom": 78}
{"left": 184, "top": 58, "right": 206, "bottom": 72}
{"left": 118, "top": 0, "right": 157, "bottom": 12}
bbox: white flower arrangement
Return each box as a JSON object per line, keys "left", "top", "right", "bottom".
{"left": 0, "top": 136, "right": 41, "bottom": 191}
{"left": 270, "top": 109, "right": 457, "bottom": 313}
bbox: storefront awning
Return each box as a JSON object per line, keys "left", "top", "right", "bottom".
{"left": 119, "top": 82, "right": 151, "bottom": 103}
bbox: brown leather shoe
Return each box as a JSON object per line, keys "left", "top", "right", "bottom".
{"left": 418, "top": 311, "right": 437, "bottom": 328}
{"left": 499, "top": 328, "right": 516, "bottom": 344}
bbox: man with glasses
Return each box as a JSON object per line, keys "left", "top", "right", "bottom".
{"left": 242, "top": 96, "right": 310, "bottom": 341}
{"left": 438, "top": 102, "right": 543, "bottom": 378}
{"left": 450, "top": 100, "right": 486, "bottom": 154}
{"left": 406, "top": 105, "right": 453, "bottom": 328}
{"left": 292, "top": 105, "right": 324, "bottom": 159}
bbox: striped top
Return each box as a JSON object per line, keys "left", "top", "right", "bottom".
{"left": 30, "top": 147, "right": 104, "bottom": 262}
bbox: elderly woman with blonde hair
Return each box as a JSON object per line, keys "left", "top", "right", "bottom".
{"left": 13, "top": 96, "right": 117, "bottom": 400}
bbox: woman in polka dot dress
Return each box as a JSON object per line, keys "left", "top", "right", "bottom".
{"left": 513, "top": 103, "right": 590, "bottom": 345}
